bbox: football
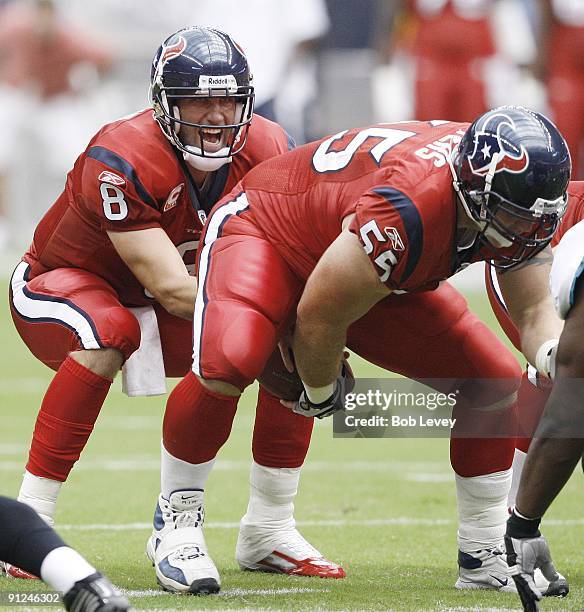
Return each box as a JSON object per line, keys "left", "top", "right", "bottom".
{"left": 258, "top": 349, "right": 355, "bottom": 402}
{"left": 258, "top": 348, "right": 304, "bottom": 401}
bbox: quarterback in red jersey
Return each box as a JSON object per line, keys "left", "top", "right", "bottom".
{"left": 7, "top": 27, "right": 344, "bottom": 590}
{"left": 154, "top": 106, "right": 572, "bottom": 594}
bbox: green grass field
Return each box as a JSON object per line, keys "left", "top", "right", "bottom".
{"left": 0, "top": 279, "right": 582, "bottom": 611}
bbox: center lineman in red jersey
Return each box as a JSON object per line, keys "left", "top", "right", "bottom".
{"left": 8, "top": 26, "right": 344, "bottom": 590}
{"left": 153, "top": 106, "right": 574, "bottom": 593}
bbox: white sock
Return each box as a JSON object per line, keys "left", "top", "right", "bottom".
{"left": 17, "top": 471, "right": 61, "bottom": 525}
{"left": 456, "top": 469, "right": 511, "bottom": 552}
{"left": 242, "top": 461, "right": 300, "bottom": 528}
{"left": 507, "top": 448, "right": 527, "bottom": 510}
{"left": 160, "top": 442, "right": 215, "bottom": 499}
{"left": 40, "top": 547, "right": 96, "bottom": 594}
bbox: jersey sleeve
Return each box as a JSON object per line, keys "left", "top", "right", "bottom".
{"left": 550, "top": 219, "right": 584, "bottom": 319}
{"left": 250, "top": 115, "right": 296, "bottom": 159}
{"left": 348, "top": 186, "right": 423, "bottom": 291}
{"left": 80, "top": 147, "right": 162, "bottom": 233}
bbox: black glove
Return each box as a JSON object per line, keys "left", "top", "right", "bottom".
{"left": 505, "top": 511, "right": 568, "bottom": 612}
{"left": 292, "top": 360, "right": 354, "bottom": 419}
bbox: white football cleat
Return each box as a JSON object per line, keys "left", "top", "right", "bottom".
{"left": 456, "top": 546, "right": 516, "bottom": 592}
{"left": 146, "top": 490, "right": 220, "bottom": 595}
{"left": 236, "top": 519, "right": 345, "bottom": 578}
{"left": 455, "top": 546, "right": 568, "bottom": 595}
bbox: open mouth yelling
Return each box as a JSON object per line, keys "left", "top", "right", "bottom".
{"left": 200, "top": 128, "right": 223, "bottom": 148}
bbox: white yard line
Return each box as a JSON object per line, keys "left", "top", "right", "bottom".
{"left": 118, "top": 589, "right": 167, "bottom": 598}
{"left": 99, "top": 416, "right": 162, "bottom": 430}
{"left": 0, "top": 459, "right": 448, "bottom": 472}
{"left": 119, "top": 586, "right": 326, "bottom": 598}
{"left": 56, "top": 517, "right": 584, "bottom": 532}
{"left": 219, "top": 587, "right": 325, "bottom": 597}
{"left": 0, "top": 443, "right": 26, "bottom": 455}
{"left": 0, "top": 378, "right": 48, "bottom": 394}
{"left": 406, "top": 473, "right": 454, "bottom": 482}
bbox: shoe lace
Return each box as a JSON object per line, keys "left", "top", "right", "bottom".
{"left": 281, "top": 528, "right": 321, "bottom": 559}
{"left": 176, "top": 545, "right": 205, "bottom": 561}
{"left": 164, "top": 505, "right": 204, "bottom": 529}
{"left": 489, "top": 544, "right": 506, "bottom": 558}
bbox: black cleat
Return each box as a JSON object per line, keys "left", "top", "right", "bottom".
{"left": 542, "top": 576, "right": 569, "bottom": 598}
{"left": 188, "top": 577, "right": 221, "bottom": 595}
{"left": 62, "top": 572, "right": 130, "bottom": 611}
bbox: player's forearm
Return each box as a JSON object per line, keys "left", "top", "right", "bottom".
{"left": 154, "top": 275, "right": 197, "bottom": 320}
{"left": 515, "top": 302, "right": 562, "bottom": 368}
{"left": 293, "top": 316, "right": 346, "bottom": 388}
{"left": 498, "top": 247, "right": 562, "bottom": 369}
{"left": 516, "top": 437, "right": 584, "bottom": 519}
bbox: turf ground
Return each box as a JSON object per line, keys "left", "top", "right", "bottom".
{"left": 0, "top": 275, "right": 582, "bottom": 611}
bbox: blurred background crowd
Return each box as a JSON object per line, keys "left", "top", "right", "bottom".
{"left": 0, "top": 0, "right": 582, "bottom": 254}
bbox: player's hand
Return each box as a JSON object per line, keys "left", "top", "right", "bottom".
{"left": 505, "top": 511, "right": 568, "bottom": 612}
{"left": 278, "top": 333, "right": 295, "bottom": 373}
{"left": 283, "top": 359, "right": 354, "bottom": 419}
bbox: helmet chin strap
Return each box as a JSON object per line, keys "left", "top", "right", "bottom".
{"left": 183, "top": 146, "right": 232, "bottom": 171}
{"left": 447, "top": 149, "right": 483, "bottom": 231}
{"left": 448, "top": 147, "right": 513, "bottom": 248}
{"left": 475, "top": 150, "right": 513, "bottom": 247}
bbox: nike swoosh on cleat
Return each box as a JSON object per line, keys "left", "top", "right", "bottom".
{"left": 489, "top": 575, "right": 508, "bottom": 587}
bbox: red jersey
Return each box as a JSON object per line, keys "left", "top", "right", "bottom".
{"left": 408, "top": 0, "right": 494, "bottom": 62}
{"left": 239, "top": 120, "right": 490, "bottom": 292}
{"left": 24, "top": 109, "right": 292, "bottom": 306}
{"left": 553, "top": 181, "right": 584, "bottom": 245}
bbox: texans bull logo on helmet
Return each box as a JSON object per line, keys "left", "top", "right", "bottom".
{"left": 152, "top": 36, "right": 187, "bottom": 83}
{"left": 160, "top": 36, "right": 187, "bottom": 66}
{"left": 467, "top": 113, "right": 530, "bottom": 178}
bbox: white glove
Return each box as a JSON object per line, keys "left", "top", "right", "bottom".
{"left": 292, "top": 360, "right": 354, "bottom": 419}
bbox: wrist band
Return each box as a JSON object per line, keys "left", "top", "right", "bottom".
{"left": 508, "top": 508, "right": 542, "bottom": 539}
{"left": 303, "top": 381, "right": 335, "bottom": 404}
{"left": 535, "top": 339, "right": 559, "bottom": 379}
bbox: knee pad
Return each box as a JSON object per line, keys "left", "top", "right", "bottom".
{"left": 100, "top": 306, "right": 141, "bottom": 361}
{"left": 197, "top": 301, "right": 278, "bottom": 391}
